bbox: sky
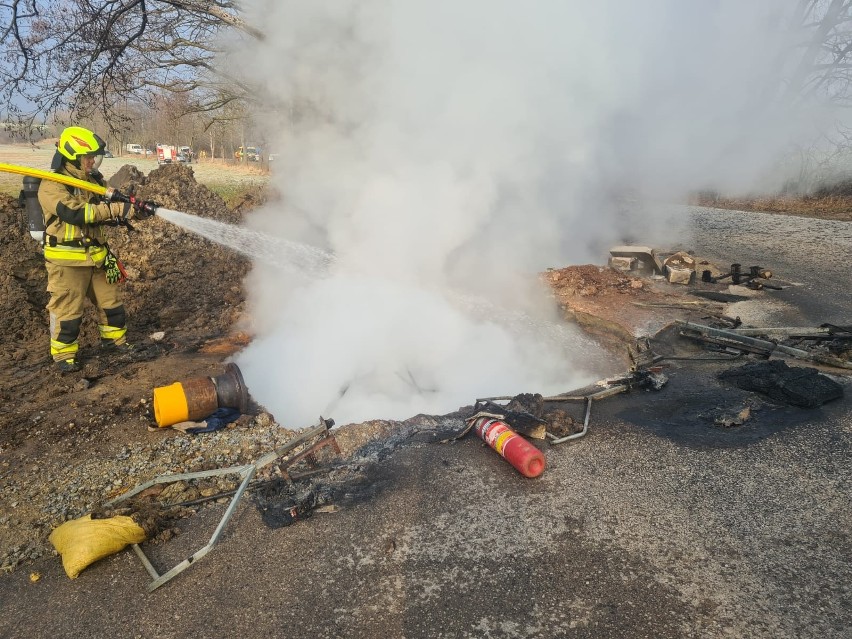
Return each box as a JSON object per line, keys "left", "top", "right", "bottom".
{"left": 225, "top": 1, "right": 848, "bottom": 428}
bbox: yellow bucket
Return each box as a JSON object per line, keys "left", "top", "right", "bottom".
{"left": 153, "top": 382, "right": 190, "bottom": 428}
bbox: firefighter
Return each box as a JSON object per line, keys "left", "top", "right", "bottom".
{"left": 38, "top": 126, "right": 157, "bottom": 373}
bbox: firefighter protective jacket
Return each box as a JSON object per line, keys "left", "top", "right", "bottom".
{"left": 37, "top": 163, "right": 125, "bottom": 266}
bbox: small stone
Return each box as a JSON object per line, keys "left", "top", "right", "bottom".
{"left": 715, "top": 406, "right": 752, "bottom": 428}
{"left": 255, "top": 412, "right": 273, "bottom": 428}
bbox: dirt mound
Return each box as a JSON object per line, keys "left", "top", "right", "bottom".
{"left": 109, "top": 163, "right": 243, "bottom": 226}
{"left": 103, "top": 163, "right": 250, "bottom": 342}
{"left": 545, "top": 264, "right": 646, "bottom": 297}
{"left": 106, "top": 164, "right": 145, "bottom": 189}
{"left": 0, "top": 193, "right": 49, "bottom": 371}
{"left": 544, "top": 264, "right": 731, "bottom": 347}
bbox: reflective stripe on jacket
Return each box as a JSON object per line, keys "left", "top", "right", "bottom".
{"left": 37, "top": 164, "right": 124, "bottom": 266}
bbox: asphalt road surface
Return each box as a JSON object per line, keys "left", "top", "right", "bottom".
{"left": 1, "top": 207, "right": 849, "bottom": 639}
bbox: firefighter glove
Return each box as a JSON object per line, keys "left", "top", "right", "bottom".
{"left": 103, "top": 250, "right": 126, "bottom": 284}
{"left": 133, "top": 199, "right": 158, "bottom": 219}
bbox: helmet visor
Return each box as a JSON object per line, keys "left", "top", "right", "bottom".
{"left": 91, "top": 154, "right": 103, "bottom": 171}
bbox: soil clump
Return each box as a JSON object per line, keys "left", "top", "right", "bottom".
{"left": 543, "top": 263, "right": 726, "bottom": 348}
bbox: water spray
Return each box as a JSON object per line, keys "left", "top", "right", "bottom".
{"left": 154, "top": 207, "right": 336, "bottom": 276}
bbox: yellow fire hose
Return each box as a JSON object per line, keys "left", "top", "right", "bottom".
{"left": 0, "top": 161, "right": 109, "bottom": 197}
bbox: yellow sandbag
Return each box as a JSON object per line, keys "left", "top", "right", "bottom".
{"left": 48, "top": 514, "right": 147, "bottom": 579}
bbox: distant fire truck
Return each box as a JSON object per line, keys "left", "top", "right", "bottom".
{"left": 156, "top": 144, "right": 177, "bottom": 164}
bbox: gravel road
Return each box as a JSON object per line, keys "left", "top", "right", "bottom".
{"left": 685, "top": 205, "right": 852, "bottom": 325}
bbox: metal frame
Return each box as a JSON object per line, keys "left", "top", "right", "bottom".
{"left": 109, "top": 464, "right": 256, "bottom": 591}
{"left": 544, "top": 385, "right": 628, "bottom": 445}
{"left": 107, "top": 421, "right": 334, "bottom": 591}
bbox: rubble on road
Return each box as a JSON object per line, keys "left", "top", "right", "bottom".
{"left": 677, "top": 320, "right": 852, "bottom": 370}
{"left": 662, "top": 251, "right": 696, "bottom": 284}
{"left": 719, "top": 361, "right": 844, "bottom": 408}
{"left": 714, "top": 406, "right": 753, "bottom": 428}
{"left": 546, "top": 243, "right": 848, "bottom": 376}
{"left": 608, "top": 245, "right": 664, "bottom": 274}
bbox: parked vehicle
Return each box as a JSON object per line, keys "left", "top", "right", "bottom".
{"left": 156, "top": 144, "right": 177, "bottom": 164}
{"left": 235, "top": 146, "right": 260, "bottom": 162}
{"left": 125, "top": 143, "right": 143, "bottom": 154}
{"left": 103, "top": 149, "right": 114, "bottom": 158}
{"left": 177, "top": 146, "right": 193, "bottom": 163}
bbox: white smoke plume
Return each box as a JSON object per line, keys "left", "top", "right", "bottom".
{"left": 227, "top": 1, "right": 845, "bottom": 427}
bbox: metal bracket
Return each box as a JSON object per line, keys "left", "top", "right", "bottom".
{"left": 472, "top": 386, "right": 629, "bottom": 446}
{"left": 544, "top": 385, "right": 629, "bottom": 445}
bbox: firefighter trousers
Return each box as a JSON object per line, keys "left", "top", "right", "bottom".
{"left": 45, "top": 261, "right": 127, "bottom": 362}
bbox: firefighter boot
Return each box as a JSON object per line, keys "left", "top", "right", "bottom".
{"left": 101, "top": 339, "right": 135, "bottom": 354}
{"left": 56, "top": 358, "right": 81, "bottom": 373}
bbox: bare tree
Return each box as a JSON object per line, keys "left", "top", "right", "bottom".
{"left": 0, "top": 0, "right": 260, "bottom": 133}
{"left": 787, "top": 0, "right": 852, "bottom": 103}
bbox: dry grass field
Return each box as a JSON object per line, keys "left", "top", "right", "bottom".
{"left": 0, "top": 143, "right": 269, "bottom": 200}
{"left": 691, "top": 192, "right": 852, "bottom": 221}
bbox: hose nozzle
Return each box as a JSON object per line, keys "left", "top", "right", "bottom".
{"left": 104, "top": 187, "right": 159, "bottom": 217}
{"left": 103, "top": 186, "right": 130, "bottom": 203}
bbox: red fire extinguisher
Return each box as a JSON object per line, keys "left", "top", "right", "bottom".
{"left": 470, "top": 416, "right": 545, "bottom": 478}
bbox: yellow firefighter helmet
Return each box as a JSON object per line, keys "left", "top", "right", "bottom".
{"left": 57, "top": 126, "right": 106, "bottom": 162}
